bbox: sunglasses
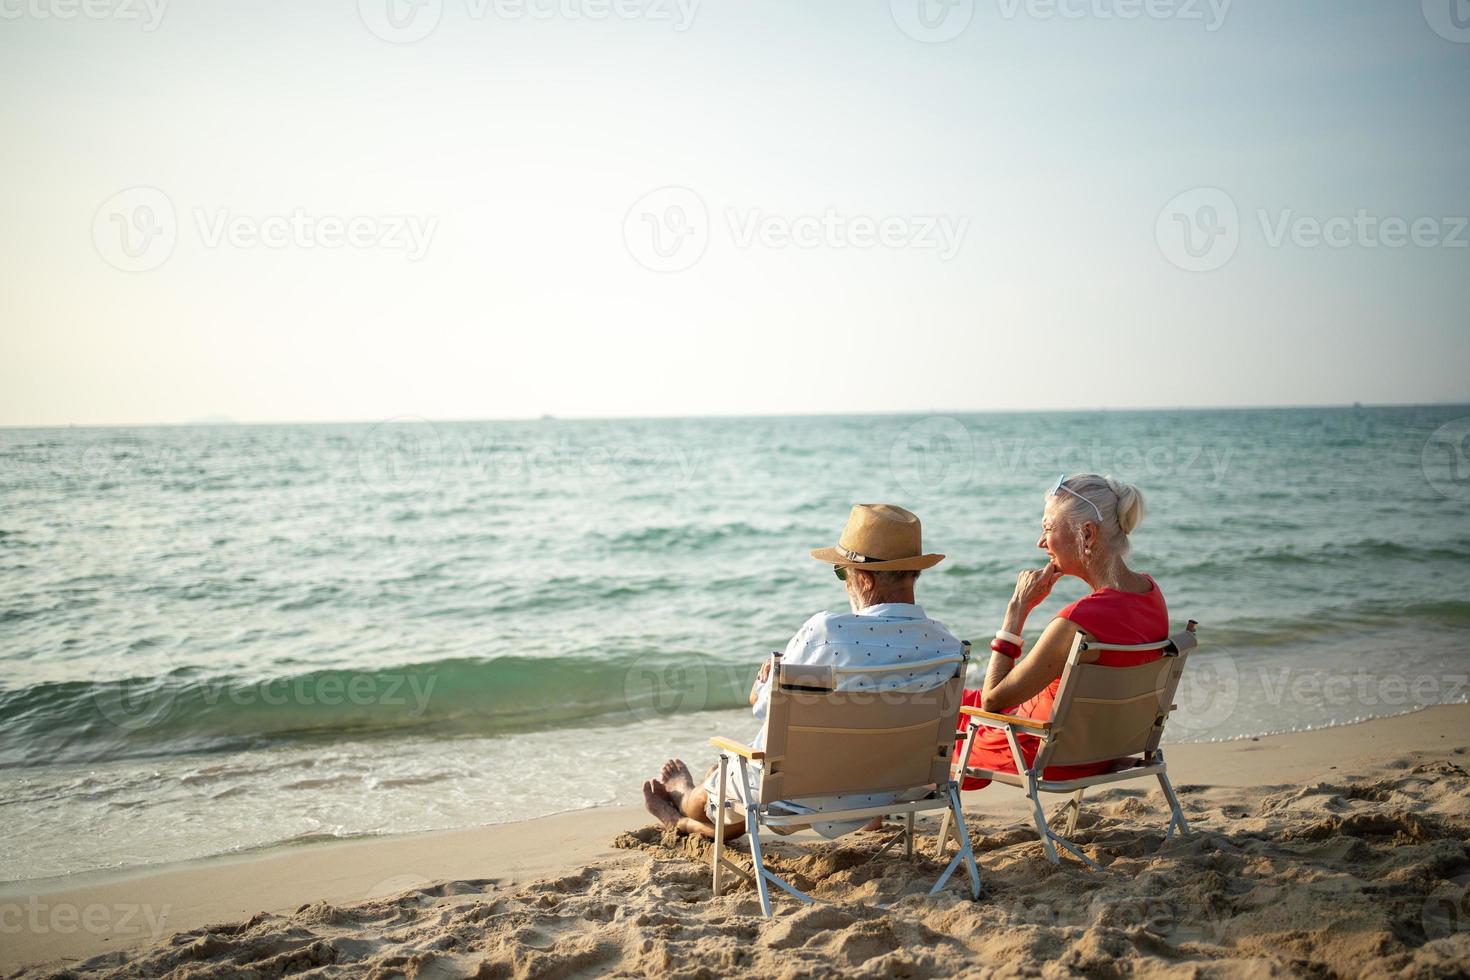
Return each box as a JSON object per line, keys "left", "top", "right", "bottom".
{"left": 834, "top": 566, "right": 847, "bottom": 582}
{"left": 1048, "top": 473, "right": 1104, "bottom": 523}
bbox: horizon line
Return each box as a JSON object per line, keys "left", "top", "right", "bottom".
{"left": 3, "top": 400, "right": 1469, "bottom": 431}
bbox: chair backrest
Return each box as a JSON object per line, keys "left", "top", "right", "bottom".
{"left": 1035, "top": 623, "right": 1198, "bottom": 771}
{"left": 757, "top": 643, "right": 969, "bottom": 804}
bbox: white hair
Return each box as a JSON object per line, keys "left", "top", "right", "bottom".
{"left": 1049, "top": 473, "right": 1147, "bottom": 556}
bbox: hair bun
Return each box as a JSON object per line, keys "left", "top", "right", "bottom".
{"left": 1105, "top": 475, "right": 1147, "bottom": 535}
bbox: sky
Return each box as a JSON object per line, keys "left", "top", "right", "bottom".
{"left": 1, "top": 0, "right": 1467, "bottom": 426}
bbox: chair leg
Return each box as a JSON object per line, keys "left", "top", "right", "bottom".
{"left": 905, "top": 812, "right": 914, "bottom": 860}
{"left": 1061, "top": 787, "right": 1084, "bottom": 838}
{"left": 1025, "top": 775, "right": 1060, "bottom": 865}
{"left": 937, "top": 722, "right": 978, "bottom": 859}
{"left": 1157, "top": 765, "right": 1190, "bottom": 840}
{"left": 712, "top": 756, "right": 728, "bottom": 897}
{"left": 930, "top": 782, "right": 981, "bottom": 899}
{"left": 736, "top": 757, "right": 774, "bottom": 918}
{"left": 935, "top": 807, "right": 953, "bottom": 859}
{"left": 746, "top": 808, "right": 773, "bottom": 918}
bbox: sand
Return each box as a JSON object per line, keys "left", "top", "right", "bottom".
{"left": 5, "top": 705, "right": 1470, "bottom": 978}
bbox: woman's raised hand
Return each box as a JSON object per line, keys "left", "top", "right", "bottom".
{"left": 1010, "top": 561, "right": 1063, "bottom": 616}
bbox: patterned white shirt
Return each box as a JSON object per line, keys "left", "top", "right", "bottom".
{"left": 709, "top": 602, "right": 964, "bottom": 838}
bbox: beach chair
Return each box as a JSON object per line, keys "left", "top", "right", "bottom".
{"left": 708, "top": 643, "right": 981, "bottom": 917}
{"left": 937, "top": 621, "right": 1198, "bottom": 871}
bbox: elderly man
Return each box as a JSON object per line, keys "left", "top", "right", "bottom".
{"left": 642, "top": 503, "right": 964, "bottom": 841}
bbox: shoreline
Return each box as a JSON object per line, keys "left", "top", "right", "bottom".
{"left": 5, "top": 702, "right": 1470, "bottom": 975}
{"left": 8, "top": 691, "right": 1466, "bottom": 889}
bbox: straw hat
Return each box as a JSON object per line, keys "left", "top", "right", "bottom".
{"left": 810, "top": 504, "right": 945, "bottom": 572}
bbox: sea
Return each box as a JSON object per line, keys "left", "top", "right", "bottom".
{"left": 2, "top": 406, "right": 1469, "bottom": 883}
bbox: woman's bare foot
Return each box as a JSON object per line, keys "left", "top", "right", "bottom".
{"left": 641, "top": 780, "right": 680, "bottom": 829}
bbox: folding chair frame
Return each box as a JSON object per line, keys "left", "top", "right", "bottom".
{"left": 937, "top": 622, "right": 1198, "bottom": 870}
{"left": 710, "top": 750, "right": 981, "bottom": 917}
{"left": 707, "top": 642, "right": 982, "bottom": 917}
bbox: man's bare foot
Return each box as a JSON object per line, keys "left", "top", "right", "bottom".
{"left": 861, "top": 816, "right": 886, "bottom": 832}
{"left": 660, "top": 759, "right": 695, "bottom": 795}
{"left": 642, "top": 780, "right": 680, "bottom": 829}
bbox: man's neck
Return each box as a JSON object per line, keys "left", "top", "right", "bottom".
{"left": 858, "top": 590, "right": 916, "bottom": 609}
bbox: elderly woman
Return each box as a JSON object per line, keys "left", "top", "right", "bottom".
{"left": 956, "top": 473, "right": 1167, "bottom": 786}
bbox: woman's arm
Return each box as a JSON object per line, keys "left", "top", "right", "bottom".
{"left": 980, "top": 616, "right": 1080, "bottom": 712}
{"left": 977, "top": 561, "right": 1068, "bottom": 713}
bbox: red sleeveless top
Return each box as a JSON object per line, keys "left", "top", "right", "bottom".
{"left": 956, "top": 576, "right": 1168, "bottom": 787}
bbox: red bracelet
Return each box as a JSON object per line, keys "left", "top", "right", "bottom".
{"left": 990, "top": 637, "right": 1021, "bottom": 659}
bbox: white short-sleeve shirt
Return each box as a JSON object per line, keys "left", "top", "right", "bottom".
{"left": 707, "top": 602, "right": 964, "bottom": 838}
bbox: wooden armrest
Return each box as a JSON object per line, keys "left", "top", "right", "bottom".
{"left": 709, "top": 736, "right": 765, "bottom": 760}
{"left": 959, "top": 706, "right": 1052, "bottom": 732}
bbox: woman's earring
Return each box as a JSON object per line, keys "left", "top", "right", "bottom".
{"left": 1084, "top": 547, "right": 1092, "bottom": 556}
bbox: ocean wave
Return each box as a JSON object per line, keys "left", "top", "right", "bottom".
{"left": 0, "top": 653, "right": 755, "bottom": 768}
